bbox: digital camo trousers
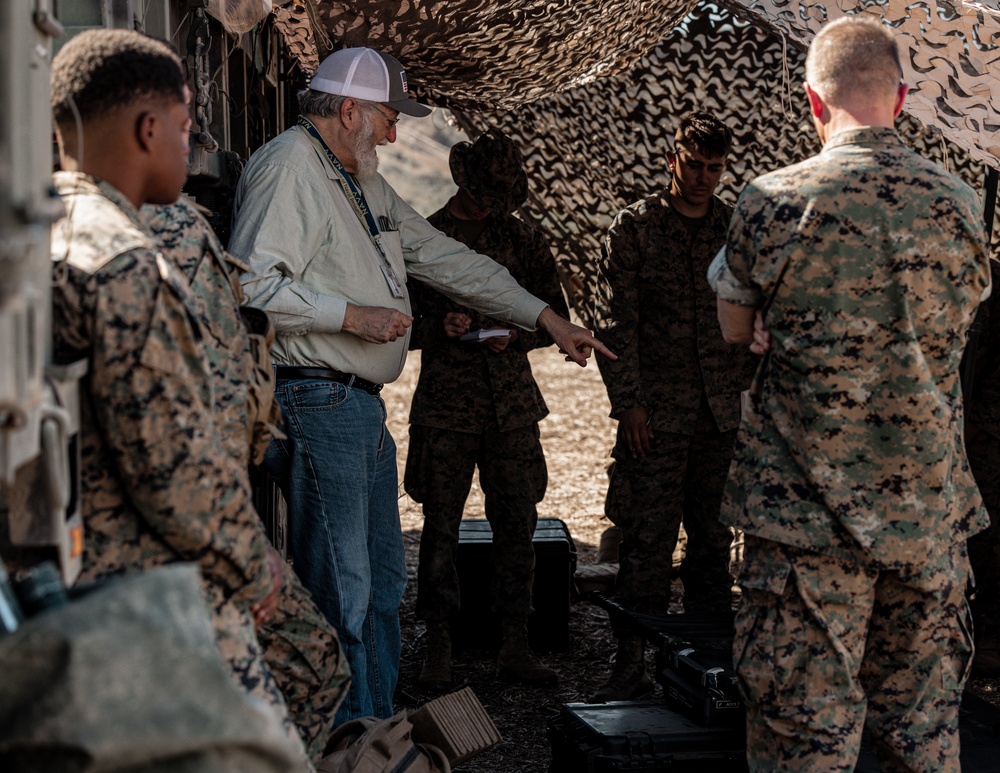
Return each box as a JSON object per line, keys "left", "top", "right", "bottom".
{"left": 734, "top": 535, "right": 973, "bottom": 773}
{"left": 212, "top": 596, "right": 313, "bottom": 769}
{"left": 406, "top": 423, "right": 547, "bottom": 622}
{"left": 606, "top": 427, "right": 737, "bottom": 616}
{"left": 258, "top": 561, "right": 351, "bottom": 762}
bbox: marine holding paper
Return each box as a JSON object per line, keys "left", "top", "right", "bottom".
{"left": 404, "top": 130, "right": 569, "bottom": 691}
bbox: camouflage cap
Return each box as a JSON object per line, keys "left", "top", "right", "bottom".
{"left": 449, "top": 129, "right": 528, "bottom": 214}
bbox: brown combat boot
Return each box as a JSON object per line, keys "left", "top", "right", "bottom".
{"left": 496, "top": 617, "right": 559, "bottom": 686}
{"left": 417, "top": 619, "right": 453, "bottom": 693}
{"left": 588, "top": 632, "right": 655, "bottom": 702}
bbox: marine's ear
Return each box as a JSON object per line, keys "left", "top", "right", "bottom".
{"left": 803, "top": 82, "right": 826, "bottom": 122}
{"left": 134, "top": 110, "right": 155, "bottom": 153}
{"left": 893, "top": 82, "right": 909, "bottom": 119}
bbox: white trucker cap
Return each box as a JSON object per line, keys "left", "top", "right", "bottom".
{"left": 309, "top": 47, "right": 432, "bottom": 117}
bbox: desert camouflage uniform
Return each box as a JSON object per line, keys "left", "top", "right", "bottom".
{"left": 595, "top": 193, "right": 754, "bottom": 616}
{"left": 710, "top": 126, "right": 990, "bottom": 772}
{"left": 140, "top": 199, "right": 350, "bottom": 761}
{"left": 966, "top": 258, "right": 1000, "bottom": 651}
{"left": 49, "top": 172, "right": 310, "bottom": 766}
{"left": 404, "top": 205, "right": 566, "bottom": 621}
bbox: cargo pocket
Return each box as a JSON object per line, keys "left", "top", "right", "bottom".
{"left": 604, "top": 460, "right": 630, "bottom": 527}
{"left": 523, "top": 423, "right": 548, "bottom": 505}
{"left": 942, "top": 595, "right": 975, "bottom": 691}
{"left": 732, "top": 544, "right": 791, "bottom": 706}
{"left": 909, "top": 543, "right": 975, "bottom": 693}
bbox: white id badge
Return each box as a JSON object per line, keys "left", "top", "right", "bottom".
{"left": 380, "top": 262, "right": 406, "bottom": 299}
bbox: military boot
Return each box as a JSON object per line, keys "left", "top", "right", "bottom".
{"left": 417, "top": 619, "right": 453, "bottom": 693}
{"left": 496, "top": 617, "right": 559, "bottom": 686}
{"left": 588, "top": 632, "right": 655, "bottom": 702}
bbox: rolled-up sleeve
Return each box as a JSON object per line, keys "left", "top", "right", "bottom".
{"left": 708, "top": 246, "right": 762, "bottom": 308}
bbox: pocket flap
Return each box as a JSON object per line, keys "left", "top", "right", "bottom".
{"left": 737, "top": 547, "right": 791, "bottom": 596}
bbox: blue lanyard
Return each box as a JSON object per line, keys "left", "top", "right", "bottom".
{"left": 298, "top": 116, "right": 405, "bottom": 298}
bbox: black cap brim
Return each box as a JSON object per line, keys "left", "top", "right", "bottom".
{"left": 387, "top": 98, "right": 432, "bottom": 117}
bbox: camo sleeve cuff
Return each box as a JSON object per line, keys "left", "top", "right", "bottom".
{"left": 708, "top": 246, "right": 762, "bottom": 308}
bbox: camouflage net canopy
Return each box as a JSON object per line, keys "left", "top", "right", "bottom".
{"left": 269, "top": 0, "right": 700, "bottom": 110}
{"left": 738, "top": 0, "right": 1000, "bottom": 169}
{"left": 249, "top": 0, "right": 1000, "bottom": 320}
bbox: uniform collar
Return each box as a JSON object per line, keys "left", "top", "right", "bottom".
{"left": 823, "top": 126, "right": 901, "bottom": 152}
{"left": 662, "top": 190, "right": 728, "bottom": 227}
{"left": 53, "top": 170, "right": 145, "bottom": 231}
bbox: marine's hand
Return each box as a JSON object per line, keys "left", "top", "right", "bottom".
{"left": 558, "top": 266, "right": 586, "bottom": 299}
{"left": 443, "top": 312, "right": 472, "bottom": 338}
{"left": 483, "top": 327, "right": 517, "bottom": 353}
{"left": 251, "top": 546, "right": 284, "bottom": 627}
{"left": 750, "top": 310, "right": 771, "bottom": 355}
{"left": 619, "top": 406, "right": 653, "bottom": 459}
{"left": 537, "top": 307, "right": 616, "bottom": 366}
{"left": 343, "top": 303, "right": 413, "bottom": 343}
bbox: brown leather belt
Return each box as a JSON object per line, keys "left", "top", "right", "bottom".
{"left": 274, "top": 366, "right": 383, "bottom": 395}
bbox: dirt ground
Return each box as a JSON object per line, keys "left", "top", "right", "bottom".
{"left": 381, "top": 344, "right": 1000, "bottom": 771}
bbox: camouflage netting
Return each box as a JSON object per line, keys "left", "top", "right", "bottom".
{"left": 0, "top": 565, "right": 300, "bottom": 772}
{"left": 256, "top": 0, "right": 1000, "bottom": 321}
{"left": 450, "top": 2, "right": 1000, "bottom": 323}
{"left": 732, "top": 0, "right": 1000, "bottom": 171}
{"left": 270, "top": 0, "right": 702, "bottom": 109}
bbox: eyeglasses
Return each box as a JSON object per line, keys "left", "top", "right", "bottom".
{"left": 369, "top": 103, "right": 400, "bottom": 129}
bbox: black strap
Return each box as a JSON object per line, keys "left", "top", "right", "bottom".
{"left": 274, "top": 366, "right": 383, "bottom": 395}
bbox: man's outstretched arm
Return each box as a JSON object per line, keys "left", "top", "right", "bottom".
{"left": 536, "top": 306, "right": 616, "bottom": 366}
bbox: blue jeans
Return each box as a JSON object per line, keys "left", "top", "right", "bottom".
{"left": 264, "top": 377, "right": 406, "bottom": 726}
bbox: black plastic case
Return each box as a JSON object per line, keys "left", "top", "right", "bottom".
{"left": 453, "top": 517, "right": 576, "bottom": 652}
{"left": 547, "top": 700, "right": 747, "bottom": 772}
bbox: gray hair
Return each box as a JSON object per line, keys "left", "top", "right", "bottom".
{"left": 297, "top": 88, "right": 348, "bottom": 118}
{"left": 296, "top": 90, "right": 389, "bottom": 123}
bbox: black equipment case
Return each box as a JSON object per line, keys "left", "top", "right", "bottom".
{"left": 547, "top": 700, "right": 747, "bottom": 772}
{"left": 656, "top": 642, "right": 743, "bottom": 726}
{"left": 580, "top": 596, "right": 1000, "bottom": 770}
{"left": 588, "top": 594, "right": 744, "bottom": 726}
{"left": 454, "top": 517, "right": 576, "bottom": 652}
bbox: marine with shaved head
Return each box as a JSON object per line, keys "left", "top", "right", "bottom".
{"left": 710, "top": 15, "right": 991, "bottom": 773}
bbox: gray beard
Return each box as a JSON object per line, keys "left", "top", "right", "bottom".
{"left": 354, "top": 148, "right": 379, "bottom": 182}
{"left": 350, "top": 116, "right": 380, "bottom": 182}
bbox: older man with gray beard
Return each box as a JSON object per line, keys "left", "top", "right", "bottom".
{"left": 229, "top": 47, "right": 614, "bottom": 727}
